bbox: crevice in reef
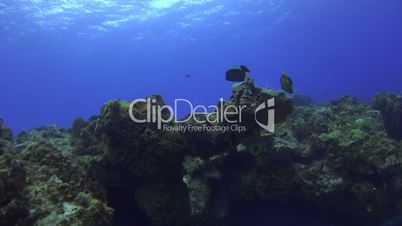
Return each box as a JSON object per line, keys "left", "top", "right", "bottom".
{"left": 106, "top": 185, "right": 153, "bottom": 226}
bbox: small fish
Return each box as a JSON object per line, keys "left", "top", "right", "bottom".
{"left": 280, "top": 71, "right": 294, "bottom": 94}
{"left": 225, "top": 65, "right": 250, "bottom": 82}
{"left": 184, "top": 74, "right": 191, "bottom": 78}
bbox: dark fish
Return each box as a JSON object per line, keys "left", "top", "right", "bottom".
{"left": 226, "top": 65, "right": 250, "bottom": 82}
{"left": 184, "top": 74, "right": 191, "bottom": 78}
{"left": 280, "top": 71, "right": 294, "bottom": 94}
{"left": 240, "top": 65, "right": 250, "bottom": 73}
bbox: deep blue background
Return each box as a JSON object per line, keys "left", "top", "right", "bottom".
{"left": 0, "top": 0, "right": 401, "bottom": 134}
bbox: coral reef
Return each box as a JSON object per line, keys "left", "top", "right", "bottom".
{"left": 3, "top": 125, "right": 114, "bottom": 226}
{"left": 274, "top": 96, "right": 402, "bottom": 220}
{"left": 371, "top": 93, "right": 402, "bottom": 140}
{"left": 1, "top": 83, "right": 402, "bottom": 226}
{"left": 21, "top": 138, "right": 112, "bottom": 225}
{"left": 0, "top": 119, "right": 28, "bottom": 226}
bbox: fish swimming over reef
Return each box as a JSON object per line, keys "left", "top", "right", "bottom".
{"left": 280, "top": 71, "right": 294, "bottom": 94}
{"left": 226, "top": 65, "right": 250, "bottom": 82}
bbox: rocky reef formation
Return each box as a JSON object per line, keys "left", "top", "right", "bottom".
{"left": 16, "top": 126, "right": 113, "bottom": 226}
{"left": 274, "top": 96, "right": 402, "bottom": 221}
{"left": 1, "top": 124, "right": 113, "bottom": 226}
{"left": 371, "top": 93, "right": 402, "bottom": 140}
{"left": 75, "top": 81, "right": 294, "bottom": 226}
{"left": 0, "top": 81, "right": 402, "bottom": 226}
{"left": 0, "top": 119, "right": 28, "bottom": 226}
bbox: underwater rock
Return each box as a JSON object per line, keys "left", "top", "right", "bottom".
{"left": 15, "top": 125, "right": 71, "bottom": 153}
{"left": 182, "top": 154, "right": 228, "bottom": 221}
{"left": 270, "top": 96, "right": 402, "bottom": 221}
{"left": 0, "top": 156, "right": 28, "bottom": 226}
{"left": 15, "top": 127, "right": 113, "bottom": 226}
{"left": 0, "top": 122, "right": 29, "bottom": 226}
{"left": 188, "top": 95, "right": 402, "bottom": 225}
{"left": 371, "top": 92, "right": 402, "bottom": 140}
{"left": 35, "top": 192, "right": 113, "bottom": 226}
{"left": 71, "top": 116, "right": 104, "bottom": 156}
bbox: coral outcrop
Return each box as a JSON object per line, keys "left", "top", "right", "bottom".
{"left": 66, "top": 80, "right": 294, "bottom": 226}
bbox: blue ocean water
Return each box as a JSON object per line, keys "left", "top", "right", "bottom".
{"left": 0, "top": 0, "right": 401, "bottom": 134}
